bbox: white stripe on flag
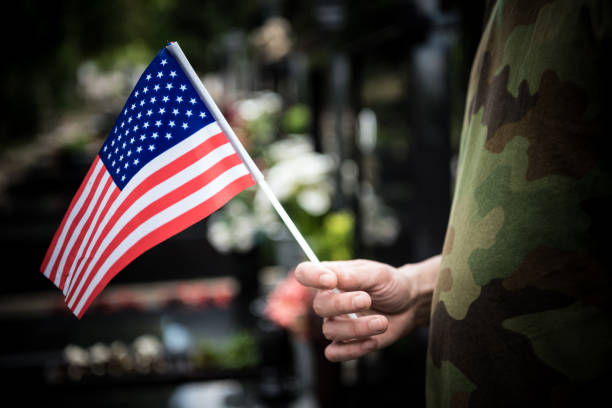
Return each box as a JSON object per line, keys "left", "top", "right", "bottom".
{"left": 70, "top": 163, "right": 250, "bottom": 315}
{"left": 63, "top": 178, "right": 117, "bottom": 295}
{"left": 43, "top": 159, "right": 104, "bottom": 284}
{"left": 56, "top": 172, "right": 111, "bottom": 284}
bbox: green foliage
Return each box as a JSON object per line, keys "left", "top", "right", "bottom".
{"left": 193, "top": 331, "right": 260, "bottom": 370}
{"left": 281, "top": 104, "right": 311, "bottom": 134}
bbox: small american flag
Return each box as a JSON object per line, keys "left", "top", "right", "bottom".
{"left": 41, "top": 45, "right": 255, "bottom": 318}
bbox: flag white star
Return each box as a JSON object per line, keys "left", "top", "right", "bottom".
{"left": 170, "top": 71, "right": 177, "bottom": 78}
{"left": 169, "top": 121, "right": 176, "bottom": 128}
{"left": 176, "top": 96, "right": 183, "bottom": 103}
{"left": 182, "top": 122, "right": 188, "bottom": 129}
{"left": 180, "top": 84, "right": 187, "bottom": 91}
{"left": 148, "top": 144, "right": 155, "bottom": 151}
{"left": 166, "top": 83, "right": 173, "bottom": 90}
{"left": 186, "top": 110, "right": 193, "bottom": 117}
{"left": 165, "top": 133, "right": 172, "bottom": 139}
{"left": 159, "top": 107, "right": 166, "bottom": 114}
{"left": 190, "top": 98, "right": 196, "bottom": 105}
{"left": 145, "top": 74, "right": 152, "bottom": 81}
{"left": 161, "top": 59, "right": 167, "bottom": 66}
{"left": 157, "top": 71, "right": 164, "bottom": 78}
{"left": 152, "top": 132, "right": 159, "bottom": 139}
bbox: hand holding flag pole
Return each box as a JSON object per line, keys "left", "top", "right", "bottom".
{"left": 167, "top": 42, "right": 357, "bottom": 319}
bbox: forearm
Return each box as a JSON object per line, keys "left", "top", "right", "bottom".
{"left": 398, "top": 254, "right": 441, "bottom": 328}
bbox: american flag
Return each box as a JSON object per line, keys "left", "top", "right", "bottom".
{"left": 41, "top": 46, "right": 255, "bottom": 318}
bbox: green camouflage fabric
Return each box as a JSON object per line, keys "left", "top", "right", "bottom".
{"left": 426, "top": 1, "right": 612, "bottom": 406}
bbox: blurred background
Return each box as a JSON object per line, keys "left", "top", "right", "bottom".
{"left": 0, "top": 0, "right": 487, "bottom": 406}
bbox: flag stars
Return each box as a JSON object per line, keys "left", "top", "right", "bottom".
{"left": 145, "top": 74, "right": 152, "bottom": 81}
{"left": 127, "top": 150, "right": 132, "bottom": 157}
{"left": 182, "top": 122, "right": 188, "bottom": 130}
{"left": 121, "top": 175, "right": 126, "bottom": 181}
{"left": 146, "top": 109, "right": 153, "bottom": 116}
{"left": 166, "top": 83, "right": 173, "bottom": 90}
{"left": 153, "top": 84, "right": 160, "bottom": 91}
{"left": 124, "top": 162, "right": 129, "bottom": 169}
{"left": 162, "top": 96, "right": 169, "bottom": 103}
{"left": 172, "top": 108, "right": 179, "bottom": 115}
{"left": 149, "top": 144, "right": 156, "bottom": 151}
{"left": 122, "top": 142, "right": 127, "bottom": 149}
{"left": 116, "top": 168, "right": 121, "bottom": 174}
{"left": 155, "top": 120, "right": 162, "bottom": 127}
{"left": 143, "top": 86, "right": 149, "bottom": 94}
{"left": 143, "top": 122, "right": 150, "bottom": 129}
{"left": 189, "top": 98, "right": 196, "bottom": 105}
{"left": 133, "top": 125, "right": 139, "bottom": 132}
{"left": 131, "top": 103, "right": 136, "bottom": 110}
{"left": 114, "top": 147, "right": 119, "bottom": 154}
{"left": 185, "top": 110, "right": 193, "bottom": 117}
{"left": 112, "top": 160, "right": 116, "bottom": 167}
{"left": 140, "top": 100, "right": 146, "bottom": 107}
{"left": 130, "top": 137, "right": 135, "bottom": 144}
{"left": 169, "top": 121, "right": 176, "bottom": 128}
{"left": 127, "top": 116, "right": 133, "bottom": 123}
{"left": 119, "top": 155, "right": 124, "bottom": 161}
{"left": 120, "top": 121, "right": 125, "bottom": 128}
{"left": 176, "top": 96, "right": 183, "bottom": 103}
{"left": 157, "top": 71, "right": 164, "bottom": 78}
{"left": 140, "top": 134, "right": 146, "bottom": 141}
{"left": 199, "top": 112, "right": 206, "bottom": 118}
{"left": 161, "top": 59, "right": 167, "bottom": 66}
{"left": 137, "top": 112, "right": 142, "bottom": 119}
{"left": 135, "top": 90, "right": 140, "bottom": 97}
{"left": 125, "top": 129, "right": 130, "bottom": 136}
{"left": 150, "top": 96, "right": 157, "bottom": 103}
{"left": 170, "top": 71, "right": 177, "bottom": 78}
{"left": 159, "top": 107, "right": 166, "bottom": 114}
{"left": 152, "top": 132, "right": 159, "bottom": 139}
{"left": 136, "top": 146, "right": 143, "bottom": 153}
{"left": 165, "top": 133, "right": 172, "bottom": 139}
{"left": 133, "top": 158, "right": 140, "bottom": 165}
{"left": 180, "top": 84, "right": 187, "bottom": 91}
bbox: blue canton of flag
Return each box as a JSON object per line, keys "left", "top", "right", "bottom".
{"left": 101, "top": 48, "right": 215, "bottom": 189}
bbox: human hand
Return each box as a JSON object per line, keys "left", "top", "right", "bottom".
{"left": 295, "top": 257, "right": 439, "bottom": 362}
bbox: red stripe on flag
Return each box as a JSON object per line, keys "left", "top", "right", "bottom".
{"left": 69, "top": 132, "right": 228, "bottom": 293}
{"left": 40, "top": 156, "right": 100, "bottom": 279}
{"left": 66, "top": 154, "right": 246, "bottom": 305}
{"left": 65, "top": 186, "right": 121, "bottom": 294}
{"left": 59, "top": 176, "right": 116, "bottom": 290}
{"left": 73, "top": 174, "right": 255, "bottom": 318}
{"left": 51, "top": 165, "right": 107, "bottom": 288}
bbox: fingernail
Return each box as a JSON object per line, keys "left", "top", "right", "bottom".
{"left": 352, "top": 294, "right": 369, "bottom": 309}
{"left": 368, "top": 317, "right": 385, "bottom": 332}
{"left": 319, "top": 273, "right": 335, "bottom": 287}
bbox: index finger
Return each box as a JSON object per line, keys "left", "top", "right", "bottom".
{"left": 295, "top": 262, "right": 338, "bottom": 290}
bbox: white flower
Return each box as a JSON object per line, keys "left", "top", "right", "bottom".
{"left": 297, "top": 187, "right": 331, "bottom": 216}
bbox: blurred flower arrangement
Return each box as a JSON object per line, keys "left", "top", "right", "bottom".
{"left": 206, "top": 91, "right": 354, "bottom": 263}
{"left": 263, "top": 271, "right": 312, "bottom": 337}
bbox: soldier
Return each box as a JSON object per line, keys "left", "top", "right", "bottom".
{"left": 296, "top": 0, "right": 612, "bottom": 406}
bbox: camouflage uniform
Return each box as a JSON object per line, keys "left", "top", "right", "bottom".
{"left": 427, "top": 1, "right": 612, "bottom": 406}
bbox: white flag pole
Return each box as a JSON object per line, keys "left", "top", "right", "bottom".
{"left": 167, "top": 42, "right": 357, "bottom": 319}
